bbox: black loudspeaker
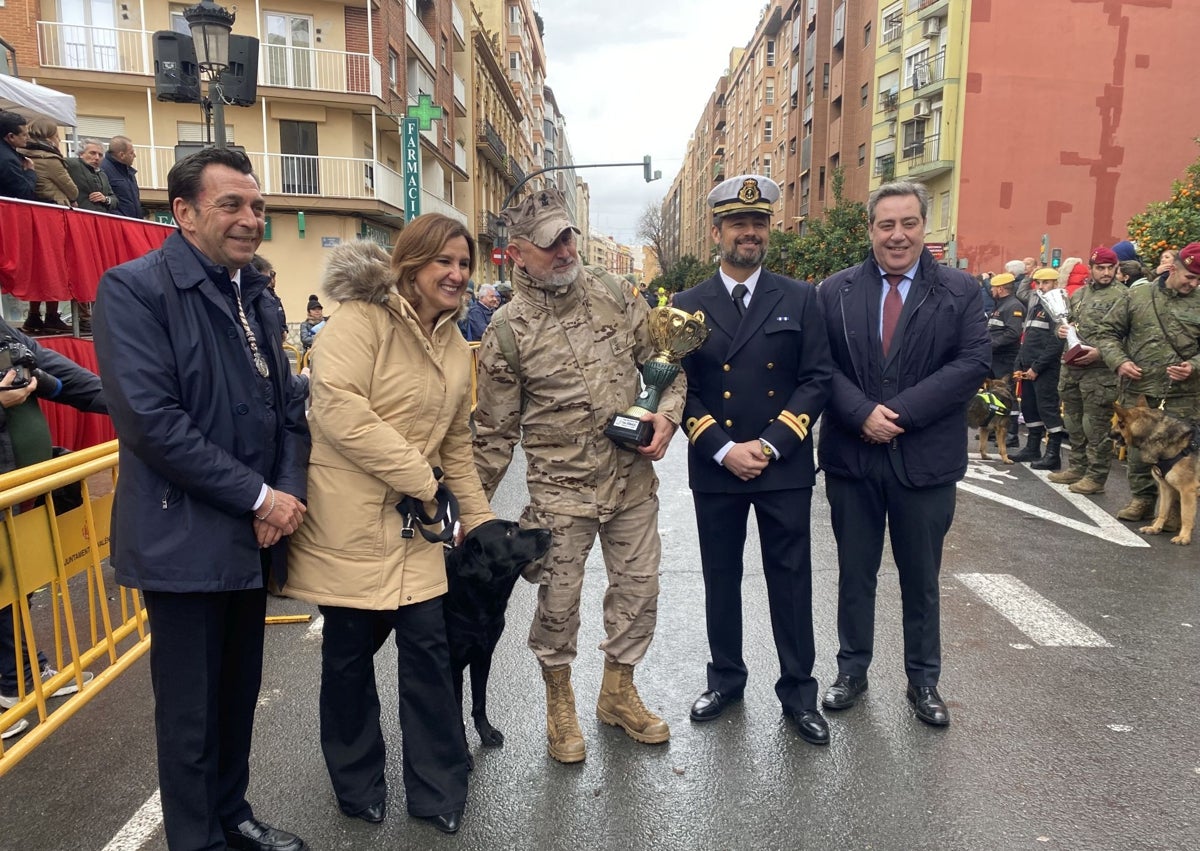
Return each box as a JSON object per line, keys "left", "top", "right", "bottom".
{"left": 219, "top": 35, "right": 259, "bottom": 107}
{"left": 153, "top": 31, "right": 200, "bottom": 104}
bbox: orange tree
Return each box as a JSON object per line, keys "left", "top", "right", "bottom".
{"left": 1127, "top": 138, "right": 1200, "bottom": 257}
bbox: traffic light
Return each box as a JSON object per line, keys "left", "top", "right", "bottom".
{"left": 1041, "top": 233, "right": 1050, "bottom": 266}
{"left": 643, "top": 155, "right": 661, "bottom": 183}
{"left": 1051, "top": 248, "right": 1062, "bottom": 268}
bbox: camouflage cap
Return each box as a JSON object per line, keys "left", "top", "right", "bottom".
{"left": 501, "top": 187, "right": 581, "bottom": 248}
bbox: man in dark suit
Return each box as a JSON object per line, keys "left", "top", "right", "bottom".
{"left": 94, "top": 147, "right": 310, "bottom": 851}
{"left": 673, "top": 174, "right": 833, "bottom": 745}
{"left": 816, "top": 180, "right": 990, "bottom": 728}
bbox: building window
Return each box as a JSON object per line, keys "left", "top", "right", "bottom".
{"left": 864, "top": 21, "right": 871, "bottom": 46}
{"left": 280, "top": 119, "right": 319, "bottom": 194}
{"left": 860, "top": 83, "right": 869, "bottom": 108}
{"left": 766, "top": 40, "right": 776, "bottom": 67}
{"left": 858, "top": 144, "right": 866, "bottom": 166}
{"left": 388, "top": 48, "right": 398, "bottom": 91}
{"left": 509, "top": 52, "right": 519, "bottom": 71}
{"left": 902, "top": 119, "right": 926, "bottom": 158}
{"left": 441, "top": 36, "right": 448, "bottom": 68}
{"left": 766, "top": 81, "right": 775, "bottom": 105}
{"left": 904, "top": 48, "right": 931, "bottom": 89}
{"left": 763, "top": 156, "right": 772, "bottom": 178}
{"left": 940, "top": 191, "right": 951, "bottom": 229}
{"left": 823, "top": 63, "right": 830, "bottom": 95}
{"left": 764, "top": 118, "right": 773, "bottom": 143}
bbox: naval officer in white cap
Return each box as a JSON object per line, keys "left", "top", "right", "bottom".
{"left": 672, "top": 174, "right": 834, "bottom": 745}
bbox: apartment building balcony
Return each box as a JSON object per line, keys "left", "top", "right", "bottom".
{"left": 712, "top": 161, "right": 725, "bottom": 181}
{"left": 477, "top": 210, "right": 502, "bottom": 240}
{"left": 131, "top": 145, "right": 405, "bottom": 212}
{"left": 912, "top": 50, "right": 947, "bottom": 96}
{"left": 879, "top": 88, "right": 899, "bottom": 113}
{"left": 873, "top": 154, "right": 896, "bottom": 182}
{"left": 406, "top": 12, "right": 437, "bottom": 69}
{"left": 420, "top": 190, "right": 467, "bottom": 226}
{"left": 509, "top": 157, "right": 526, "bottom": 185}
{"left": 883, "top": 16, "right": 903, "bottom": 50}
{"left": 901, "top": 133, "right": 952, "bottom": 180}
{"left": 453, "top": 72, "right": 467, "bottom": 116}
{"left": 917, "top": 0, "right": 950, "bottom": 21}
{"left": 35, "top": 21, "right": 382, "bottom": 98}
{"left": 451, "top": 3, "right": 466, "bottom": 48}
{"left": 454, "top": 139, "right": 468, "bottom": 172}
{"left": 476, "top": 120, "right": 507, "bottom": 169}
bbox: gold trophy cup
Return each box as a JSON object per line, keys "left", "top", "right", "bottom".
{"left": 605, "top": 306, "right": 710, "bottom": 450}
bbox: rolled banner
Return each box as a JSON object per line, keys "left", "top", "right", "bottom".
{"left": 604, "top": 306, "right": 710, "bottom": 450}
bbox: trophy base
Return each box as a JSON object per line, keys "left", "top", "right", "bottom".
{"left": 604, "top": 413, "right": 653, "bottom": 451}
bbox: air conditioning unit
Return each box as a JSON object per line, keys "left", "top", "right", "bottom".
{"left": 923, "top": 18, "right": 942, "bottom": 36}
{"left": 913, "top": 100, "right": 931, "bottom": 118}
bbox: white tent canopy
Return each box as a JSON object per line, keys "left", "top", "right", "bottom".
{"left": 0, "top": 75, "right": 77, "bottom": 127}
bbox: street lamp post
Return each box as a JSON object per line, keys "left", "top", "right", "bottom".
{"left": 183, "top": 0, "right": 235, "bottom": 149}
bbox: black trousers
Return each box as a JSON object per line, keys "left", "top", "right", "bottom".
{"left": 1019, "top": 366, "right": 1064, "bottom": 430}
{"left": 318, "top": 598, "right": 467, "bottom": 819}
{"left": 143, "top": 586, "right": 266, "bottom": 851}
{"left": 825, "top": 459, "right": 956, "bottom": 688}
{"left": 693, "top": 487, "right": 817, "bottom": 713}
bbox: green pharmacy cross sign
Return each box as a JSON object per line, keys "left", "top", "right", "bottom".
{"left": 402, "top": 95, "right": 445, "bottom": 221}
{"left": 407, "top": 93, "right": 444, "bottom": 130}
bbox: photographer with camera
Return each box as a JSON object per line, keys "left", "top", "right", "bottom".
{"left": 0, "top": 317, "right": 106, "bottom": 738}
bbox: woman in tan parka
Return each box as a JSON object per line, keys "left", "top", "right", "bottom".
{"left": 20, "top": 117, "right": 76, "bottom": 332}
{"left": 286, "top": 214, "right": 494, "bottom": 836}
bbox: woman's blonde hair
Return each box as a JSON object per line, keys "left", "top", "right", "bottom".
{"left": 26, "top": 117, "right": 59, "bottom": 141}
{"left": 390, "top": 214, "right": 476, "bottom": 312}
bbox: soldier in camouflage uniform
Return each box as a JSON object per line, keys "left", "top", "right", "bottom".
{"left": 472, "top": 187, "right": 683, "bottom": 764}
{"left": 1048, "top": 247, "right": 1125, "bottom": 494}
{"left": 1093, "top": 242, "right": 1200, "bottom": 522}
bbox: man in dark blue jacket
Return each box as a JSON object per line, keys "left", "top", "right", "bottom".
{"left": 674, "top": 174, "right": 833, "bottom": 746}
{"left": 98, "top": 135, "right": 143, "bottom": 218}
{"left": 0, "top": 111, "right": 36, "bottom": 200}
{"left": 93, "top": 147, "right": 310, "bottom": 851}
{"left": 816, "top": 180, "right": 989, "bottom": 729}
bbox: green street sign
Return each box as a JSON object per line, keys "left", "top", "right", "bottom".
{"left": 407, "top": 93, "right": 444, "bottom": 130}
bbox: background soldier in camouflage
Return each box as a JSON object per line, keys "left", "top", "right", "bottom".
{"left": 1049, "top": 247, "right": 1126, "bottom": 494}
{"left": 1094, "top": 242, "right": 1200, "bottom": 524}
{"left": 472, "top": 187, "right": 683, "bottom": 764}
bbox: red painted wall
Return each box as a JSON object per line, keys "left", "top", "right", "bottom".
{"left": 956, "top": 0, "right": 1198, "bottom": 274}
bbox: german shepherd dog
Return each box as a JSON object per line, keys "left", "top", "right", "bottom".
{"left": 444, "top": 519, "right": 552, "bottom": 761}
{"left": 967, "top": 377, "right": 1017, "bottom": 464}
{"left": 1111, "top": 399, "right": 1199, "bottom": 545}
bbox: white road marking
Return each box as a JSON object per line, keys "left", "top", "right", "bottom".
{"left": 958, "top": 465, "right": 1150, "bottom": 548}
{"left": 957, "top": 573, "right": 1113, "bottom": 647}
{"left": 101, "top": 789, "right": 161, "bottom": 851}
{"left": 306, "top": 614, "right": 324, "bottom": 639}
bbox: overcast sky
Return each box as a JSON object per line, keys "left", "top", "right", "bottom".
{"left": 539, "top": 1, "right": 767, "bottom": 247}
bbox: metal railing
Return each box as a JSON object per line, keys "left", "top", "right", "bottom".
{"left": 902, "top": 133, "right": 941, "bottom": 165}
{"left": 0, "top": 443, "right": 138, "bottom": 776}
{"left": 912, "top": 50, "right": 946, "bottom": 90}
{"left": 421, "top": 190, "right": 467, "bottom": 226}
{"left": 405, "top": 13, "right": 436, "bottom": 67}
{"left": 36, "top": 21, "right": 380, "bottom": 98}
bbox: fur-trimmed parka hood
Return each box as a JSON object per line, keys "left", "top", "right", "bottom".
{"left": 321, "top": 240, "right": 395, "bottom": 305}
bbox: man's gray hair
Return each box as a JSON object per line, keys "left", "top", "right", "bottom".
{"left": 75, "top": 137, "right": 105, "bottom": 156}
{"left": 1004, "top": 260, "right": 1025, "bottom": 276}
{"left": 478, "top": 284, "right": 498, "bottom": 298}
{"left": 867, "top": 180, "right": 931, "bottom": 224}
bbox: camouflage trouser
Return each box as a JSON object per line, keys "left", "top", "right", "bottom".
{"left": 1121, "top": 393, "right": 1200, "bottom": 500}
{"left": 1059, "top": 366, "right": 1118, "bottom": 482}
{"left": 522, "top": 495, "right": 661, "bottom": 669}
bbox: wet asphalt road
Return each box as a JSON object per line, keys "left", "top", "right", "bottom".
{"left": 1, "top": 434, "right": 1198, "bottom": 851}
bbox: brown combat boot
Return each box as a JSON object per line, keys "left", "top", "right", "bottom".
{"left": 1068, "top": 477, "right": 1105, "bottom": 495}
{"left": 1048, "top": 467, "right": 1085, "bottom": 484}
{"left": 1116, "top": 497, "right": 1155, "bottom": 522}
{"left": 595, "top": 660, "right": 670, "bottom": 744}
{"left": 542, "top": 665, "right": 585, "bottom": 763}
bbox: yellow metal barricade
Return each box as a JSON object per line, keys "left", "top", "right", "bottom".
{"left": 281, "top": 342, "right": 302, "bottom": 374}
{"left": 468, "top": 340, "right": 481, "bottom": 411}
{"left": 0, "top": 441, "right": 144, "bottom": 776}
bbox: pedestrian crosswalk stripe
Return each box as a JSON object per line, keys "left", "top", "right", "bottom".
{"left": 101, "top": 788, "right": 161, "bottom": 851}
{"left": 957, "top": 573, "right": 1113, "bottom": 647}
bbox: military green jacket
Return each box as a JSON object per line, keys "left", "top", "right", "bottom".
{"left": 1068, "top": 279, "right": 1127, "bottom": 369}
{"left": 472, "top": 264, "right": 684, "bottom": 520}
{"left": 1094, "top": 275, "right": 1200, "bottom": 400}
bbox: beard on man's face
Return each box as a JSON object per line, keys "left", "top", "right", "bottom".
{"left": 723, "top": 240, "right": 766, "bottom": 269}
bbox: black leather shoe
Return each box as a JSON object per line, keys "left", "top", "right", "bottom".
{"left": 690, "top": 690, "right": 740, "bottom": 722}
{"left": 340, "top": 800, "right": 386, "bottom": 824}
{"left": 784, "top": 708, "right": 830, "bottom": 745}
{"left": 906, "top": 684, "right": 951, "bottom": 727}
{"left": 417, "top": 809, "right": 463, "bottom": 834}
{"left": 224, "top": 818, "right": 308, "bottom": 851}
{"left": 822, "top": 673, "right": 868, "bottom": 710}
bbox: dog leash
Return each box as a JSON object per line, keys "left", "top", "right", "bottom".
{"left": 396, "top": 467, "right": 460, "bottom": 544}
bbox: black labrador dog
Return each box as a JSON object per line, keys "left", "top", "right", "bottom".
{"left": 444, "top": 519, "right": 552, "bottom": 759}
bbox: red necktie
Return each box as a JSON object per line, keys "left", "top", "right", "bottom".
{"left": 882, "top": 274, "right": 904, "bottom": 355}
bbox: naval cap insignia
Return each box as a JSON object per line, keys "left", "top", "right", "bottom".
{"left": 737, "top": 179, "right": 761, "bottom": 205}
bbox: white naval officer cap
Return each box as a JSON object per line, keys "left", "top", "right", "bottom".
{"left": 707, "top": 174, "right": 780, "bottom": 219}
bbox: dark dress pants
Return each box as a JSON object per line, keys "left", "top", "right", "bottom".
{"left": 693, "top": 487, "right": 818, "bottom": 713}
{"left": 825, "top": 458, "right": 955, "bottom": 687}
{"left": 143, "top": 586, "right": 266, "bottom": 851}
{"left": 318, "top": 597, "right": 467, "bottom": 819}
{"left": 1020, "top": 365, "right": 1063, "bottom": 431}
